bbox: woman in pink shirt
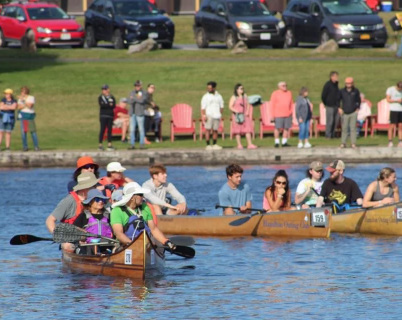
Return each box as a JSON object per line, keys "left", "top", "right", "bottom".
{"left": 228, "top": 83, "right": 257, "bottom": 149}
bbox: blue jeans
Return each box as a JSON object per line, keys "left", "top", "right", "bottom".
{"left": 397, "top": 36, "right": 402, "bottom": 58}
{"left": 20, "top": 120, "right": 39, "bottom": 149}
{"left": 298, "top": 119, "right": 310, "bottom": 140}
{"left": 130, "top": 114, "right": 145, "bottom": 146}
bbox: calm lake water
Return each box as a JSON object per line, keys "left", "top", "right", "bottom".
{"left": 1, "top": 164, "right": 402, "bottom": 319}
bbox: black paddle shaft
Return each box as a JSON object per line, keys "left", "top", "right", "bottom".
{"left": 215, "top": 204, "right": 265, "bottom": 212}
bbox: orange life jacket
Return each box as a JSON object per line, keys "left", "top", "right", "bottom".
{"left": 62, "top": 191, "right": 83, "bottom": 224}
{"left": 146, "top": 201, "right": 158, "bottom": 226}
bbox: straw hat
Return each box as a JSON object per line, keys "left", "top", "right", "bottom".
{"left": 111, "top": 182, "right": 149, "bottom": 208}
{"left": 73, "top": 172, "right": 99, "bottom": 191}
{"left": 4, "top": 88, "right": 13, "bottom": 94}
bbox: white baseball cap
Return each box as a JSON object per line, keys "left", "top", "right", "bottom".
{"left": 106, "top": 162, "right": 126, "bottom": 172}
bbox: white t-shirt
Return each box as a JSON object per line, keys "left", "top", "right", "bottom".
{"left": 295, "top": 178, "right": 323, "bottom": 206}
{"left": 357, "top": 101, "right": 371, "bottom": 121}
{"left": 386, "top": 86, "right": 402, "bottom": 112}
{"left": 18, "top": 95, "right": 35, "bottom": 114}
{"left": 201, "top": 91, "right": 224, "bottom": 119}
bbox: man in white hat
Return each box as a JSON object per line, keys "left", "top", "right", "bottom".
{"left": 316, "top": 160, "right": 363, "bottom": 210}
{"left": 110, "top": 182, "right": 175, "bottom": 249}
{"left": 98, "top": 161, "right": 134, "bottom": 191}
{"left": 46, "top": 172, "right": 99, "bottom": 251}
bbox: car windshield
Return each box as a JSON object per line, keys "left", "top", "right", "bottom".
{"left": 227, "top": 1, "right": 271, "bottom": 16}
{"left": 27, "top": 7, "right": 70, "bottom": 20}
{"left": 321, "top": 0, "right": 372, "bottom": 15}
{"left": 114, "top": 0, "right": 159, "bottom": 17}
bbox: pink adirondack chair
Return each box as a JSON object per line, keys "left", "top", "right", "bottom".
{"left": 259, "top": 101, "right": 275, "bottom": 139}
{"left": 170, "top": 104, "right": 196, "bottom": 142}
{"left": 370, "top": 99, "right": 395, "bottom": 137}
{"left": 230, "top": 106, "right": 255, "bottom": 139}
{"left": 199, "top": 118, "right": 225, "bottom": 140}
{"left": 313, "top": 103, "right": 327, "bottom": 138}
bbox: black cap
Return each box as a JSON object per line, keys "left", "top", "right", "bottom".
{"left": 101, "top": 84, "right": 109, "bottom": 90}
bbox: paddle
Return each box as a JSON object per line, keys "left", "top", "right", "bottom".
{"left": 10, "top": 234, "right": 53, "bottom": 245}
{"left": 215, "top": 204, "right": 265, "bottom": 212}
{"left": 163, "top": 245, "right": 195, "bottom": 259}
{"left": 169, "top": 235, "right": 211, "bottom": 247}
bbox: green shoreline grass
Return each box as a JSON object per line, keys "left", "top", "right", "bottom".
{"left": 0, "top": 14, "right": 400, "bottom": 151}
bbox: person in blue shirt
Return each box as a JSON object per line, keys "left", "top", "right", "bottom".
{"left": 218, "top": 164, "right": 252, "bottom": 215}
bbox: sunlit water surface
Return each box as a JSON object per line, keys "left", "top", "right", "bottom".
{"left": 1, "top": 164, "right": 402, "bottom": 319}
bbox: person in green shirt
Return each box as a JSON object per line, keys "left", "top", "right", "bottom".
{"left": 110, "top": 182, "right": 175, "bottom": 249}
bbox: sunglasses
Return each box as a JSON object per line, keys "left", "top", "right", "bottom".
{"left": 314, "top": 170, "right": 323, "bottom": 173}
{"left": 94, "top": 197, "right": 108, "bottom": 203}
{"left": 275, "top": 180, "right": 287, "bottom": 186}
{"left": 82, "top": 164, "right": 96, "bottom": 170}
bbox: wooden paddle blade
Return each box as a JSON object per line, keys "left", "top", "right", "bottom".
{"left": 10, "top": 234, "right": 53, "bottom": 245}
{"left": 169, "top": 235, "right": 196, "bottom": 247}
{"left": 229, "top": 216, "right": 251, "bottom": 226}
{"left": 164, "top": 245, "right": 196, "bottom": 259}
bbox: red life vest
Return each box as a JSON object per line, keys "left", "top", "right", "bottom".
{"left": 99, "top": 177, "right": 126, "bottom": 197}
{"left": 62, "top": 191, "right": 83, "bottom": 224}
{"left": 146, "top": 201, "right": 158, "bottom": 226}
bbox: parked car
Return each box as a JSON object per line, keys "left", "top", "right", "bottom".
{"left": 0, "top": 1, "right": 85, "bottom": 47}
{"left": 84, "top": 0, "right": 174, "bottom": 49}
{"left": 282, "top": 0, "right": 388, "bottom": 48}
{"left": 194, "top": 0, "right": 286, "bottom": 49}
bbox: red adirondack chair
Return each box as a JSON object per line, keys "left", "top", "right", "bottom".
{"left": 199, "top": 118, "right": 225, "bottom": 140}
{"left": 370, "top": 99, "right": 395, "bottom": 137}
{"left": 259, "top": 101, "right": 275, "bottom": 139}
{"left": 230, "top": 106, "right": 255, "bottom": 139}
{"left": 170, "top": 104, "right": 196, "bottom": 142}
{"left": 313, "top": 103, "right": 327, "bottom": 138}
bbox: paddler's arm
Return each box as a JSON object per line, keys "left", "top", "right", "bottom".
{"left": 45, "top": 214, "right": 57, "bottom": 234}
{"left": 111, "top": 224, "right": 132, "bottom": 245}
{"left": 147, "top": 220, "right": 168, "bottom": 245}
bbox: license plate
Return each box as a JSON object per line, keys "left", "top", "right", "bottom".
{"left": 260, "top": 33, "right": 271, "bottom": 40}
{"left": 311, "top": 211, "right": 326, "bottom": 227}
{"left": 360, "top": 34, "right": 370, "bottom": 40}
{"left": 60, "top": 33, "right": 71, "bottom": 40}
{"left": 148, "top": 32, "right": 158, "bottom": 39}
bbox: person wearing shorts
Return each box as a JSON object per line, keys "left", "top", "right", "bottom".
{"left": 386, "top": 81, "right": 402, "bottom": 147}
{"left": 0, "top": 88, "right": 17, "bottom": 151}
{"left": 201, "top": 81, "right": 224, "bottom": 150}
{"left": 270, "top": 82, "right": 293, "bottom": 147}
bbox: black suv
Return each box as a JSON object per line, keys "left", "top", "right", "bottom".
{"left": 282, "top": 0, "right": 387, "bottom": 48}
{"left": 194, "top": 0, "right": 286, "bottom": 49}
{"left": 84, "top": 0, "right": 174, "bottom": 49}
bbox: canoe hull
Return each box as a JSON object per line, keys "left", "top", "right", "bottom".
{"left": 62, "top": 231, "right": 165, "bottom": 279}
{"left": 157, "top": 209, "right": 331, "bottom": 238}
{"left": 332, "top": 203, "right": 402, "bottom": 235}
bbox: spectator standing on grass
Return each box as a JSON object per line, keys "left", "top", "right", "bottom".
{"left": 356, "top": 93, "right": 371, "bottom": 137}
{"left": 201, "top": 81, "right": 224, "bottom": 150}
{"left": 339, "top": 77, "right": 361, "bottom": 149}
{"left": 0, "top": 88, "right": 17, "bottom": 151}
{"left": 321, "top": 71, "right": 340, "bottom": 139}
{"left": 295, "top": 86, "right": 313, "bottom": 149}
{"left": 114, "top": 98, "right": 130, "bottom": 143}
{"left": 128, "top": 80, "right": 146, "bottom": 150}
{"left": 17, "top": 86, "right": 40, "bottom": 151}
{"left": 98, "top": 84, "right": 116, "bottom": 151}
{"left": 386, "top": 81, "right": 402, "bottom": 147}
{"left": 228, "top": 83, "right": 257, "bottom": 150}
{"left": 271, "top": 81, "right": 293, "bottom": 148}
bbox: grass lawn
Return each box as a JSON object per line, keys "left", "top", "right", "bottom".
{"left": 0, "top": 12, "right": 401, "bottom": 151}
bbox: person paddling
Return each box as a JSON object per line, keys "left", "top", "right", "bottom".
{"left": 110, "top": 182, "right": 175, "bottom": 250}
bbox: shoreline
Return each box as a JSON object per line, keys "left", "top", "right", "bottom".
{"left": 0, "top": 146, "right": 399, "bottom": 168}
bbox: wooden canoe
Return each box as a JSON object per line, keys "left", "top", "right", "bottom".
{"left": 62, "top": 231, "right": 165, "bottom": 279}
{"left": 157, "top": 208, "right": 331, "bottom": 238}
{"left": 331, "top": 202, "right": 402, "bottom": 235}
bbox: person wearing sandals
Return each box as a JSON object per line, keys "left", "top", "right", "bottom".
{"left": 339, "top": 77, "right": 361, "bottom": 149}
{"left": 362, "top": 167, "right": 400, "bottom": 208}
{"left": 228, "top": 83, "right": 257, "bottom": 149}
{"left": 295, "top": 87, "right": 313, "bottom": 149}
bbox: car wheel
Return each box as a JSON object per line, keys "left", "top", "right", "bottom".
{"left": 84, "top": 26, "right": 97, "bottom": 48}
{"left": 373, "top": 43, "right": 385, "bottom": 48}
{"left": 112, "top": 29, "right": 124, "bottom": 49}
{"left": 320, "top": 29, "right": 330, "bottom": 45}
{"left": 225, "top": 30, "right": 237, "bottom": 49}
{"left": 0, "top": 28, "right": 8, "bottom": 48}
{"left": 195, "top": 28, "right": 209, "bottom": 48}
{"left": 284, "top": 28, "right": 297, "bottom": 48}
{"left": 272, "top": 42, "right": 285, "bottom": 49}
{"left": 161, "top": 42, "right": 173, "bottom": 49}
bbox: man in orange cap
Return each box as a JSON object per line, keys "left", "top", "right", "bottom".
{"left": 339, "top": 77, "right": 361, "bottom": 149}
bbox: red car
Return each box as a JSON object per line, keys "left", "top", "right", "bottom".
{"left": 0, "top": 1, "right": 85, "bottom": 47}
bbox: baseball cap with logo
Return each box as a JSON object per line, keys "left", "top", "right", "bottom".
{"left": 309, "top": 161, "right": 323, "bottom": 171}
{"left": 326, "top": 160, "right": 346, "bottom": 173}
